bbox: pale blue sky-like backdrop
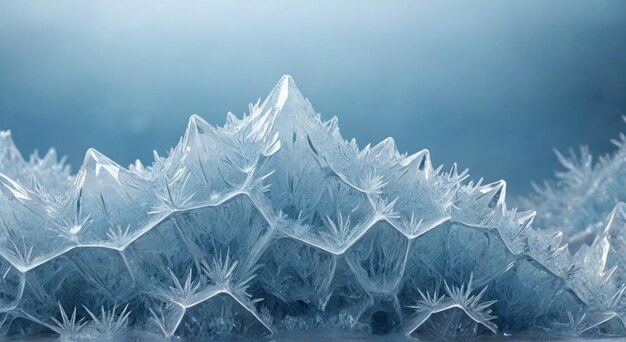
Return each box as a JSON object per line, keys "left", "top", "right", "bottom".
{"left": 1, "top": 1, "right": 625, "bottom": 197}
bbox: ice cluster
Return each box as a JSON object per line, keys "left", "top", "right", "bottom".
{"left": 0, "top": 76, "right": 624, "bottom": 340}
{"left": 522, "top": 123, "right": 626, "bottom": 252}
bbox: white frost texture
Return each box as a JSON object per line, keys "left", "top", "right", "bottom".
{"left": 0, "top": 76, "right": 624, "bottom": 340}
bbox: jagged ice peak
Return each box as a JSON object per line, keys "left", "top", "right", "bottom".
{"left": 0, "top": 76, "right": 624, "bottom": 340}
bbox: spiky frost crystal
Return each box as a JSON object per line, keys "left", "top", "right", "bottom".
{"left": 0, "top": 76, "right": 624, "bottom": 340}
{"left": 522, "top": 121, "right": 626, "bottom": 251}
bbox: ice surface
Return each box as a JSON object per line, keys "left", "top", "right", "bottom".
{"left": 0, "top": 76, "right": 624, "bottom": 340}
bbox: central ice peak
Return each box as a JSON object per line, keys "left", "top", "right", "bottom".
{"left": 258, "top": 74, "right": 307, "bottom": 115}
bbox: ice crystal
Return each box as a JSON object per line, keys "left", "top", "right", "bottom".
{"left": 83, "top": 304, "right": 131, "bottom": 336}
{"left": 0, "top": 76, "right": 624, "bottom": 340}
{"left": 523, "top": 120, "right": 626, "bottom": 251}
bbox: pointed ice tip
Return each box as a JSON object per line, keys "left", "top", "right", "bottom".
{"left": 189, "top": 114, "right": 202, "bottom": 123}
{"left": 603, "top": 202, "right": 626, "bottom": 236}
{"left": 372, "top": 137, "right": 397, "bottom": 154}
{"left": 189, "top": 113, "right": 210, "bottom": 125}
{"left": 400, "top": 149, "right": 431, "bottom": 169}
{"left": 186, "top": 114, "right": 209, "bottom": 133}
{"left": 183, "top": 114, "right": 217, "bottom": 146}
{"left": 0, "top": 130, "right": 14, "bottom": 146}
{"left": 516, "top": 210, "right": 536, "bottom": 226}
{"left": 280, "top": 74, "right": 294, "bottom": 83}
{"left": 276, "top": 74, "right": 299, "bottom": 98}
{"left": 83, "top": 148, "right": 117, "bottom": 167}
{"left": 479, "top": 180, "right": 506, "bottom": 209}
{"left": 0, "top": 130, "right": 17, "bottom": 147}
{"left": 85, "top": 148, "right": 99, "bottom": 160}
{"left": 259, "top": 74, "right": 306, "bottom": 113}
{"left": 81, "top": 148, "right": 123, "bottom": 182}
{"left": 130, "top": 159, "right": 145, "bottom": 173}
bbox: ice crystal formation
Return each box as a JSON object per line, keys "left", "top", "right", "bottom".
{"left": 522, "top": 120, "right": 626, "bottom": 252}
{"left": 0, "top": 76, "right": 624, "bottom": 340}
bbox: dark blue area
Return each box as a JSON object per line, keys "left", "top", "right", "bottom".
{"left": 0, "top": 1, "right": 625, "bottom": 196}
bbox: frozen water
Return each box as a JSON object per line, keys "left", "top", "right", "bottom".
{"left": 522, "top": 123, "right": 626, "bottom": 252}
{"left": 0, "top": 76, "right": 624, "bottom": 340}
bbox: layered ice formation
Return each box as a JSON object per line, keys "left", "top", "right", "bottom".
{"left": 0, "top": 76, "right": 624, "bottom": 340}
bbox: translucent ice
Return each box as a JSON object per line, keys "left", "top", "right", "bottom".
{"left": 523, "top": 122, "right": 626, "bottom": 251}
{"left": 0, "top": 76, "right": 624, "bottom": 340}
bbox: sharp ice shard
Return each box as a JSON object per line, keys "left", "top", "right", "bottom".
{"left": 0, "top": 76, "right": 624, "bottom": 340}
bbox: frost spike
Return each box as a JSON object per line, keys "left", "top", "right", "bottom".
{"left": 477, "top": 180, "right": 506, "bottom": 210}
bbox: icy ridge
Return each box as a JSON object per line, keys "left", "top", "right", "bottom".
{"left": 0, "top": 76, "right": 624, "bottom": 339}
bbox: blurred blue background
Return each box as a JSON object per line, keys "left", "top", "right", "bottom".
{"left": 1, "top": 1, "right": 625, "bottom": 197}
